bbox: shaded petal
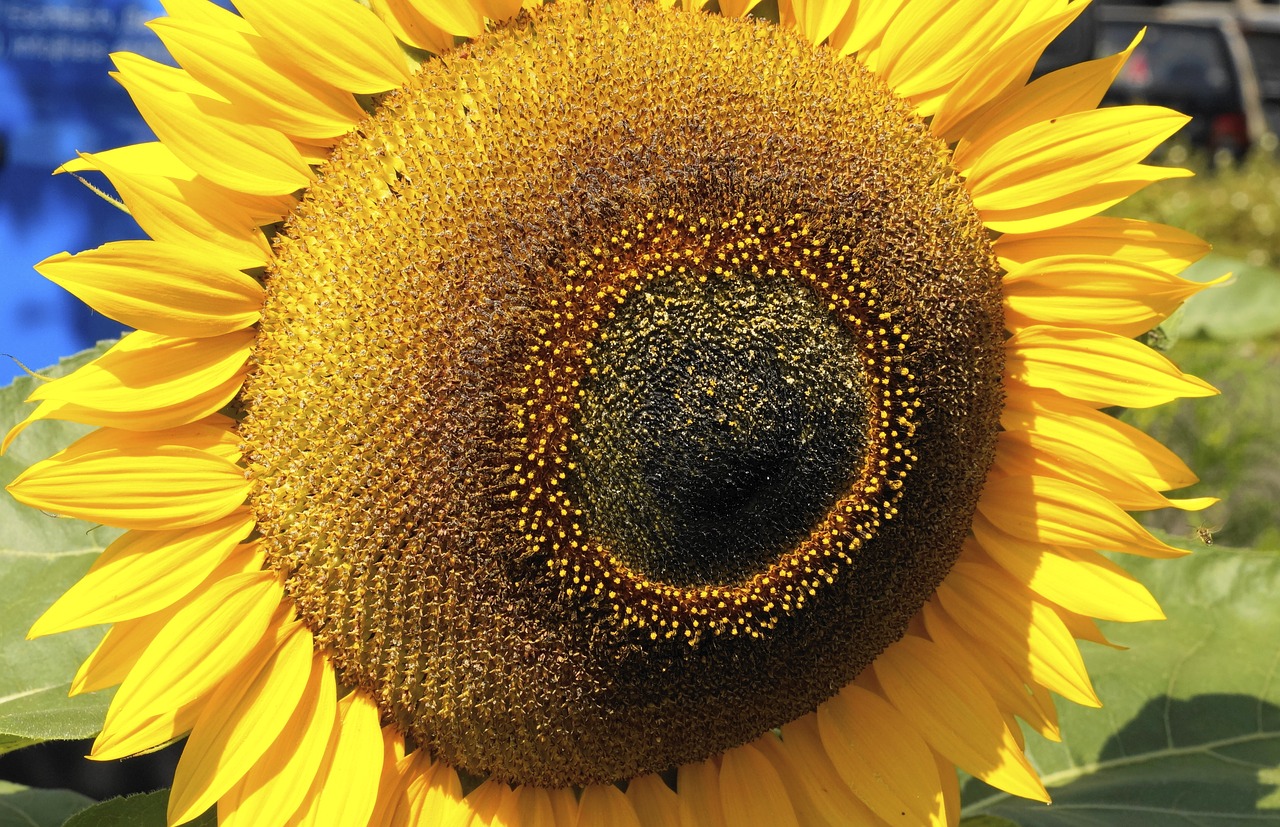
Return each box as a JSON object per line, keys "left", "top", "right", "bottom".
{"left": 816, "top": 685, "right": 944, "bottom": 825}
{"left": 719, "top": 741, "right": 801, "bottom": 827}
{"left": 579, "top": 784, "right": 641, "bottom": 827}
{"left": 34, "top": 241, "right": 263, "bottom": 338}
{"left": 627, "top": 774, "right": 680, "bottom": 827}
{"left": 1005, "top": 326, "right": 1217, "bottom": 408}
{"left": 169, "top": 621, "right": 314, "bottom": 825}
{"left": 764, "top": 718, "right": 885, "bottom": 827}
{"left": 921, "top": 600, "right": 1061, "bottom": 742}
{"left": 218, "top": 653, "right": 336, "bottom": 826}
{"left": 873, "top": 636, "right": 1048, "bottom": 802}
{"left": 1001, "top": 393, "right": 1199, "bottom": 491}
{"left": 290, "top": 690, "right": 384, "bottom": 827}
{"left": 677, "top": 758, "right": 728, "bottom": 827}
{"left": 979, "top": 474, "right": 1185, "bottom": 558}
{"left": 937, "top": 561, "right": 1100, "bottom": 706}
{"left": 390, "top": 753, "right": 466, "bottom": 827}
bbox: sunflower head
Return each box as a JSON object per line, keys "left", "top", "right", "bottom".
{"left": 6, "top": 0, "right": 1219, "bottom": 823}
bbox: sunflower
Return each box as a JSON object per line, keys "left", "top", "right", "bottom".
{"left": 6, "top": 0, "right": 1222, "bottom": 823}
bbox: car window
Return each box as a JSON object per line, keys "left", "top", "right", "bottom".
{"left": 1100, "top": 22, "right": 1241, "bottom": 108}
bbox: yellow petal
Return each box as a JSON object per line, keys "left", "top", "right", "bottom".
{"left": 787, "top": 0, "right": 853, "bottom": 46}
{"left": 953, "top": 35, "right": 1141, "bottom": 172}
{"left": 391, "top": 753, "right": 466, "bottom": 827}
{"left": 627, "top": 775, "right": 680, "bottom": 827}
{"left": 579, "top": 784, "right": 641, "bottom": 827}
{"left": 931, "top": 1, "right": 1086, "bottom": 138}
{"left": 1002, "top": 255, "right": 1222, "bottom": 338}
{"left": 967, "top": 106, "right": 1189, "bottom": 212}
{"left": 873, "top": 636, "right": 1049, "bottom": 802}
{"left": 1001, "top": 393, "right": 1198, "bottom": 491}
{"left": 111, "top": 53, "right": 313, "bottom": 196}
{"left": 1005, "top": 325, "right": 1217, "bottom": 408}
{"left": 459, "top": 779, "right": 505, "bottom": 827}
{"left": 61, "top": 142, "right": 296, "bottom": 226}
{"left": 993, "top": 217, "right": 1210, "bottom": 276}
{"left": 232, "top": 0, "right": 411, "bottom": 94}
{"left": 61, "top": 154, "right": 268, "bottom": 267}
{"left": 677, "top": 758, "right": 728, "bottom": 827}
{"left": 30, "top": 511, "right": 254, "bottom": 636}
{"left": 978, "top": 163, "right": 1194, "bottom": 235}
{"left": 829, "top": 0, "right": 906, "bottom": 58}
{"left": 938, "top": 560, "right": 1101, "bottom": 707}
{"left": 971, "top": 514, "right": 1164, "bottom": 622}
{"left": 718, "top": 742, "right": 801, "bottom": 827}
{"left": 816, "top": 685, "right": 943, "bottom": 825}
{"left": 291, "top": 690, "right": 384, "bottom": 827}
{"left": 993, "top": 430, "right": 1182, "bottom": 512}
{"left": 69, "top": 547, "right": 265, "bottom": 695}
{"left": 920, "top": 600, "right": 1061, "bottom": 742}
{"left": 22, "top": 330, "right": 254, "bottom": 432}
{"left": 719, "top": 0, "right": 768, "bottom": 19}
{"left": 495, "top": 785, "right": 558, "bottom": 827}
{"left": 94, "top": 572, "right": 283, "bottom": 760}
{"left": 169, "top": 620, "right": 314, "bottom": 825}
{"left": 876, "top": 0, "right": 1022, "bottom": 116}
{"left": 219, "top": 653, "right": 336, "bottom": 827}
{"left": 9, "top": 419, "right": 248, "bottom": 530}
{"left": 369, "top": 0, "right": 461, "bottom": 54}
{"left": 150, "top": 11, "right": 366, "bottom": 141}
{"left": 765, "top": 717, "right": 882, "bottom": 827}
{"left": 368, "top": 727, "right": 408, "bottom": 827}
{"left": 979, "top": 474, "right": 1185, "bottom": 558}
{"left": 35, "top": 241, "right": 263, "bottom": 338}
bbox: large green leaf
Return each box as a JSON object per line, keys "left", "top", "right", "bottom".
{"left": 0, "top": 781, "right": 92, "bottom": 827}
{"left": 962, "top": 543, "right": 1280, "bottom": 825}
{"left": 0, "top": 345, "right": 120, "bottom": 746}
{"left": 60, "top": 790, "right": 214, "bottom": 827}
{"left": 1177, "top": 255, "right": 1280, "bottom": 341}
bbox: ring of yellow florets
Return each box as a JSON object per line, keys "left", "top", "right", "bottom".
{"left": 512, "top": 210, "right": 921, "bottom": 643}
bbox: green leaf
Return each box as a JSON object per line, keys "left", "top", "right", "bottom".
{"left": 960, "top": 818, "right": 1022, "bottom": 827}
{"left": 962, "top": 543, "right": 1280, "bottom": 825}
{"left": 60, "top": 789, "right": 214, "bottom": 827}
{"left": 0, "top": 344, "right": 121, "bottom": 746}
{"left": 0, "top": 781, "right": 92, "bottom": 827}
{"left": 1177, "top": 254, "right": 1280, "bottom": 341}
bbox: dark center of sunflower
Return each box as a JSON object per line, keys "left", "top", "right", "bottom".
{"left": 575, "top": 273, "right": 867, "bottom": 586}
{"left": 238, "top": 1, "right": 1006, "bottom": 788}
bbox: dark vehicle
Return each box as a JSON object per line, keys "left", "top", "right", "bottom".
{"left": 1091, "top": 3, "right": 1280, "bottom": 153}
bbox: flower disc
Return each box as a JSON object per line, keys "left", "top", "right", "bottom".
{"left": 240, "top": 2, "right": 1005, "bottom": 786}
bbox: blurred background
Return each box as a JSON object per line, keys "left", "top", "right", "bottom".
{"left": 0, "top": 0, "right": 1277, "bottom": 809}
